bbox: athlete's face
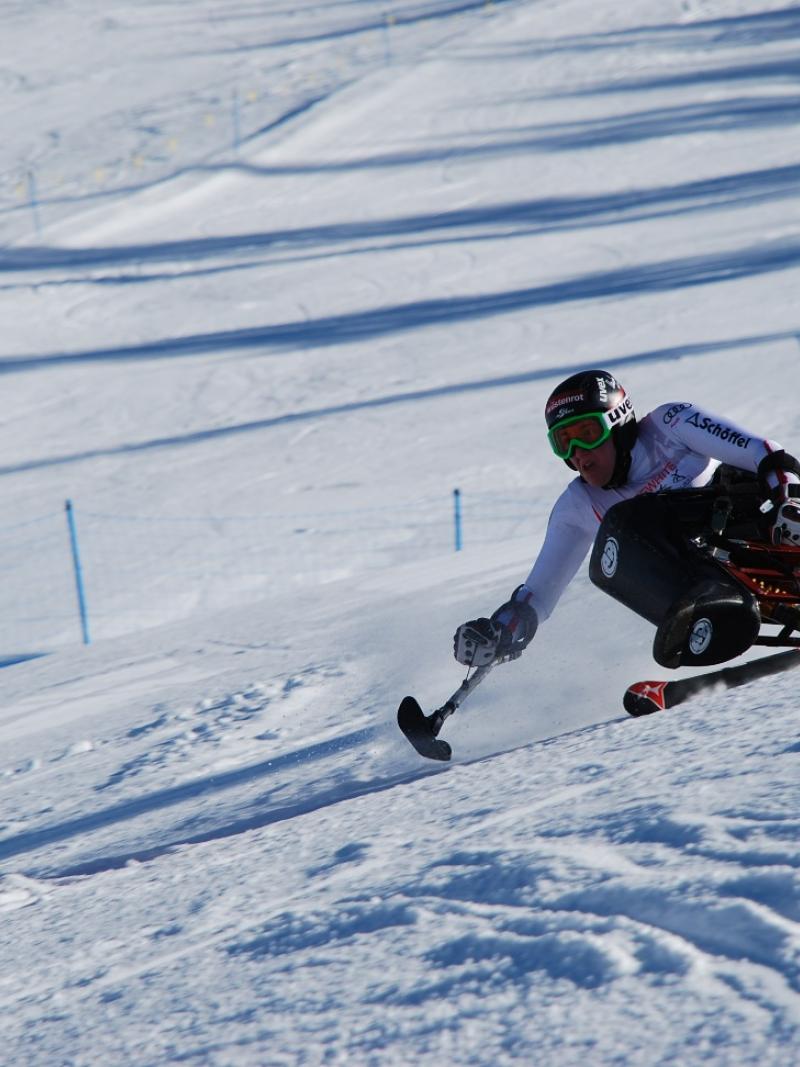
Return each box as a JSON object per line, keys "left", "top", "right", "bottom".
{"left": 570, "top": 438, "right": 617, "bottom": 487}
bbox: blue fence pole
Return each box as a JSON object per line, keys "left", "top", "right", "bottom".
{"left": 453, "top": 488, "right": 463, "bottom": 551}
{"left": 65, "top": 500, "right": 91, "bottom": 645}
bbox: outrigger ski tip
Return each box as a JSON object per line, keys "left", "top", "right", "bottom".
{"left": 397, "top": 696, "right": 452, "bottom": 761}
{"left": 397, "top": 663, "right": 496, "bottom": 762}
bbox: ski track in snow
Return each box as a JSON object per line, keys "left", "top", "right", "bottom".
{"left": 1, "top": 0, "right": 800, "bottom": 1063}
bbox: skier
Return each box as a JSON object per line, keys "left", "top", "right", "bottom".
{"left": 454, "top": 370, "right": 800, "bottom": 671}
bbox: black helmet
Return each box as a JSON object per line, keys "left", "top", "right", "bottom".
{"left": 545, "top": 369, "right": 637, "bottom": 487}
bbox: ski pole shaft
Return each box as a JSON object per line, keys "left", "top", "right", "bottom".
{"left": 430, "top": 662, "right": 495, "bottom": 735}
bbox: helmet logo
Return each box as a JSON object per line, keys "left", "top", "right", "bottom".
{"left": 600, "top": 537, "right": 619, "bottom": 578}
{"left": 546, "top": 391, "right": 585, "bottom": 418}
{"left": 596, "top": 376, "right": 608, "bottom": 403}
{"left": 608, "top": 395, "right": 633, "bottom": 424}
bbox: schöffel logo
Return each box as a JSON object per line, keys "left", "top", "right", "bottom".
{"left": 686, "top": 412, "right": 751, "bottom": 448}
{"left": 546, "top": 392, "right": 584, "bottom": 416}
{"left": 663, "top": 402, "right": 691, "bottom": 425}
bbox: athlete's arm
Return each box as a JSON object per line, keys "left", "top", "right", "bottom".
{"left": 521, "top": 485, "right": 597, "bottom": 621}
{"left": 655, "top": 402, "right": 786, "bottom": 473}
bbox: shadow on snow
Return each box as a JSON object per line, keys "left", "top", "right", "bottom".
{"left": 186, "top": 0, "right": 519, "bottom": 56}
{"left": 0, "top": 330, "right": 796, "bottom": 477}
{"left": 0, "top": 724, "right": 442, "bottom": 877}
{"left": 1, "top": 239, "right": 799, "bottom": 374}
{"left": 495, "top": 4, "right": 800, "bottom": 59}
{"left": 4, "top": 163, "right": 800, "bottom": 282}
{"left": 5, "top": 717, "right": 622, "bottom": 880}
{"left": 571, "top": 57, "right": 800, "bottom": 97}
{"left": 3, "top": 90, "right": 799, "bottom": 227}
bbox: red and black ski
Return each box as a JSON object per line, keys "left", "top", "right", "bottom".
{"left": 624, "top": 648, "right": 800, "bottom": 716}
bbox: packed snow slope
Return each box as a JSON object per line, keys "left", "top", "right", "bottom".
{"left": 1, "top": 0, "right": 800, "bottom": 1063}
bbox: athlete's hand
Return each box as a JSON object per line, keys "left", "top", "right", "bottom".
{"left": 772, "top": 497, "right": 800, "bottom": 546}
{"left": 453, "top": 618, "right": 503, "bottom": 666}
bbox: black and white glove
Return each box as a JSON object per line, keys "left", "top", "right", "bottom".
{"left": 453, "top": 617, "right": 503, "bottom": 667}
{"left": 453, "top": 586, "right": 538, "bottom": 666}
{"left": 771, "top": 495, "right": 800, "bottom": 546}
{"left": 757, "top": 450, "right": 800, "bottom": 546}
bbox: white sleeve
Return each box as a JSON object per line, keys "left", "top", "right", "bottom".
{"left": 655, "top": 402, "right": 788, "bottom": 474}
{"left": 520, "top": 485, "right": 597, "bottom": 622}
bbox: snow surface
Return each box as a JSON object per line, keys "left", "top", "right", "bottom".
{"left": 1, "top": 0, "right": 800, "bottom": 1063}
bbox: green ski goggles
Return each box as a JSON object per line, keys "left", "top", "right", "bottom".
{"left": 547, "top": 411, "right": 612, "bottom": 460}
